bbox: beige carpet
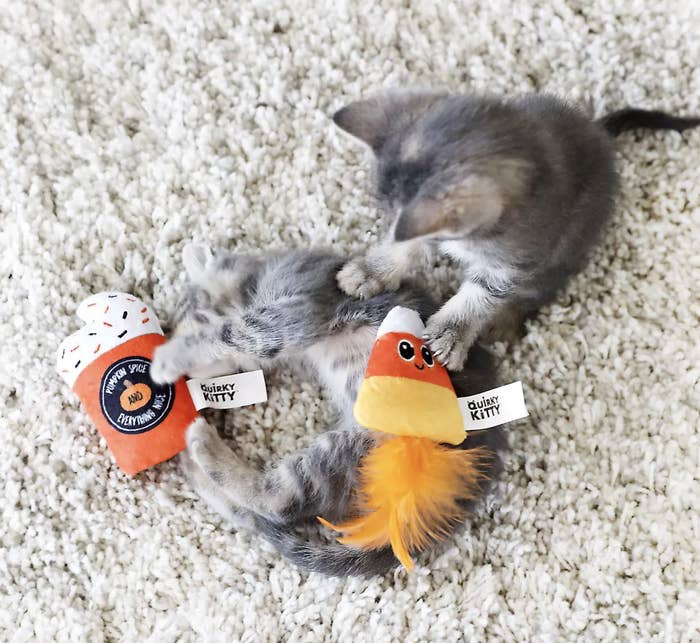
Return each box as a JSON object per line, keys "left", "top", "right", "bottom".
{"left": 1, "top": 0, "right": 699, "bottom": 640}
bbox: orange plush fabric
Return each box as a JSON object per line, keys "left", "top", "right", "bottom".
{"left": 364, "top": 331, "right": 453, "bottom": 388}
{"left": 58, "top": 293, "right": 198, "bottom": 475}
{"left": 73, "top": 333, "right": 197, "bottom": 475}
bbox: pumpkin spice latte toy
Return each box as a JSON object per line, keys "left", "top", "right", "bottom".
{"left": 57, "top": 292, "right": 198, "bottom": 475}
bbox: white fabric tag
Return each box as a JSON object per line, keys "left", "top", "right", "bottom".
{"left": 458, "top": 381, "right": 528, "bottom": 431}
{"left": 186, "top": 370, "right": 268, "bottom": 411}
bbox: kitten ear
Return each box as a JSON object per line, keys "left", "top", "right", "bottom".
{"left": 333, "top": 89, "right": 446, "bottom": 152}
{"left": 393, "top": 176, "right": 505, "bottom": 241}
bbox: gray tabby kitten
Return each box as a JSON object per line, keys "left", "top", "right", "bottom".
{"left": 150, "top": 245, "right": 505, "bottom": 576}
{"left": 334, "top": 90, "right": 700, "bottom": 369}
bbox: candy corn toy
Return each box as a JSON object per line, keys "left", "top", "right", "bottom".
{"left": 319, "top": 306, "right": 487, "bottom": 570}
{"left": 57, "top": 293, "right": 198, "bottom": 475}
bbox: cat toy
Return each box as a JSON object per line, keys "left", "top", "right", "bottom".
{"left": 319, "top": 306, "right": 488, "bottom": 570}
{"left": 57, "top": 292, "right": 198, "bottom": 475}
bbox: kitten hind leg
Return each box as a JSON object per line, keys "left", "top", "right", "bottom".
{"left": 179, "top": 442, "right": 255, "bottom": 530}
{"left": 180, "top": 243, "right": 262, "bottom": 313}
{"left": 150, "top": 321, "right": 263, "bottom": 384}
{"left": 182, "top": 243, "right": 215, "bottom": 285}
{"left": 166, "top": 248, "right": 265, "bottom": 378}
{"left": 169, "top": 244, "right": 219, "bottom": 334}
{"left": 185, "top": 418, "right": 370, "bottom": 523}
{"left": 151, "top": 288, "right": 336, "bottom": 384}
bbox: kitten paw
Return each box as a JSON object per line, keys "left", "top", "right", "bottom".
{"left": 423, "top": 317, "right": 474, "bottom": 371}
{"left": 150, "top": 341, "right": 188, "bottom": 384}
{"left": 185, "top": 417, "right": 219, "bottom": 452}
{"left": 178, "top": 448, "right": 202, "bottom": 487}
{"left": 186, "top": 418, "right": 228, "bottom": 474}
{"left": 182, "top": 243, "right": 214, "bottom": 285}
{"left": 337, "top": 259, "right": 385, "bottom": 299}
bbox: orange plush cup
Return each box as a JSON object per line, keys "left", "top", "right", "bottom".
{"left": 57, "top": 293, "right": 198, "bottom": 475}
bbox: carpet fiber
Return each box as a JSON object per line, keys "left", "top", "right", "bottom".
{"left": 1, "top": 1, "right": 699, "bottom": 640}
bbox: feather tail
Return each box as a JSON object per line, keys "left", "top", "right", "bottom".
{"left": 319, "top": 436, "right": 490, "bottom": 570}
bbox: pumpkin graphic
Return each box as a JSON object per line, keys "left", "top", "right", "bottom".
{"left": 120, "top": 379, "right": 152, "bottom": 412}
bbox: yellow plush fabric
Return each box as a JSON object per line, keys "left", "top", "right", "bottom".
{"left": 354, "top": 375, "right": 465, "bottom": 445}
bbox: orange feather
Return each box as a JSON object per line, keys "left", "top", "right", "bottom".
{"left": 319, "top": 436, "right": 489, "bottom": 570}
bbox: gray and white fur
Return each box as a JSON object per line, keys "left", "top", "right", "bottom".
{"left": 151, "top": 245, "right": 506, "bottom": 576}
{"left": 333, "top": 90, "right": 700, "bottom": 369}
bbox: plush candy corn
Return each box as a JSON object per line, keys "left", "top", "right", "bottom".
{"left": 57, "top": 292, "right": 198, "bottom": 475}
{"left": 320, "top": 307, "right": 488, "bottom": 570}
{"left": 353, "top": 307, "right": 465, "bottom": 444}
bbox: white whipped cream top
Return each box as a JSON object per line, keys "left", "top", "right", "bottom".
{"left": 57, "top": 292, "right": 163, "bottom": 388}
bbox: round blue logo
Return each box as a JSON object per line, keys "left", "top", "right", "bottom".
{"left": 99, "top": 356, "right": 174, "bottom": 434}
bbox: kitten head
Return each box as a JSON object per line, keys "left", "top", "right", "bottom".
{"left": 334, "top": 90, "right": 530, "bottom": 241}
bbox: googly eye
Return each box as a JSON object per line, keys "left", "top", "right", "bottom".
{"left": 398, "top": 339, "right": 415, "bottom": 361}
{"left": 421, "top": 345, "right": 434, "bottom": 367}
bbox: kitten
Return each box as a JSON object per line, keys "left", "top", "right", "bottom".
{"left": 333, "top": 90, "right": 700, "bottom": 369}
{"left": 150, "top": 245, "right": 506, "bottom": 576}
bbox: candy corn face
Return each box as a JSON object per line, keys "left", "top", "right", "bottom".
{"left": 364, "top": 331, "right": 453, "bottom": 388}
{"left": 353, "top": 307, "right": 466, "bottom": 445}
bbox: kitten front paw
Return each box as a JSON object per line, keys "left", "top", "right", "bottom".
{"left": 150, "top": 341, "right": 188, "bottom": 384}
{"left": 337, "top": 259, "right": 386, "bottom": 299}
{"left": 423, "top": 316, "right": 474, "bottom": 371}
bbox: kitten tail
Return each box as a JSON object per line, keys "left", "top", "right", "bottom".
{"left": 599, "top": 108, "right": 700, "bottom": 137}
{"left": 254, "top": 516, "right": 398, "bottom": 577}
